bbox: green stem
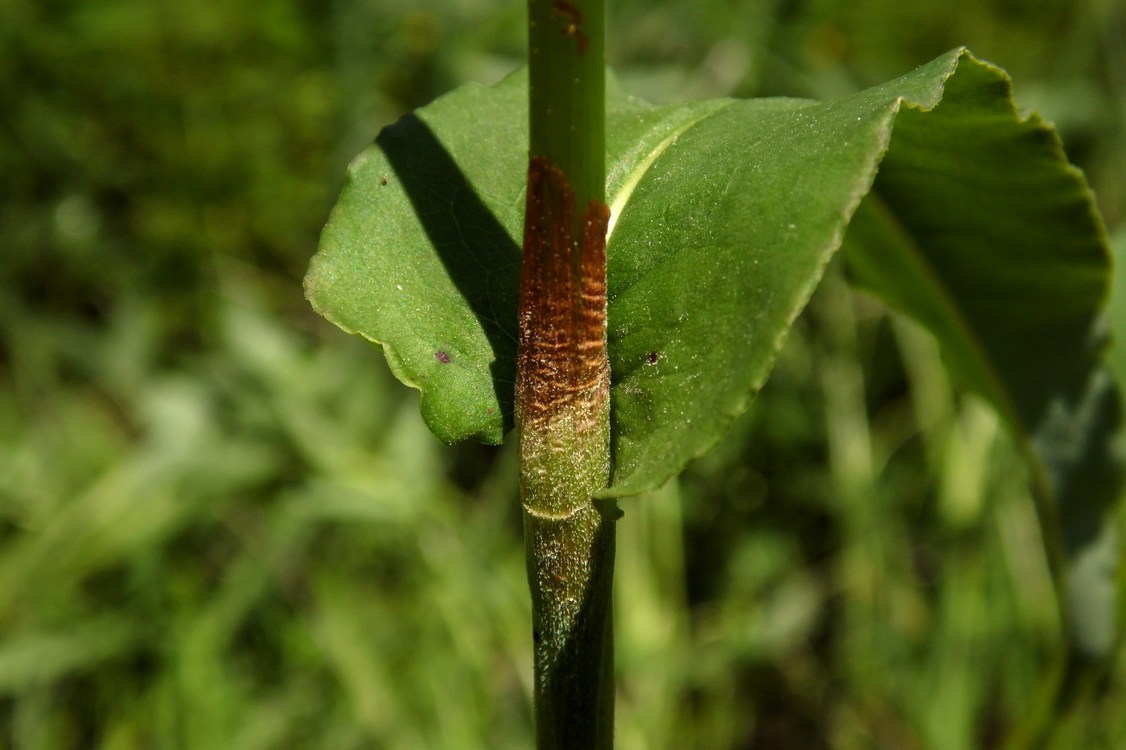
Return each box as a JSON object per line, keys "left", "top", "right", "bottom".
{"left": 518, "top": 1, "right": 615, "bottom": 748}
{"left": 528, "top": 0, "right": 605, "bottom": 211}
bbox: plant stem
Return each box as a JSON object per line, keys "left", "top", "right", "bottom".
{"left": 528, "top": 0, "right": 605, "bottom": 214}
{"left": 518, "top": 1, "right": 615, "bottom": 748}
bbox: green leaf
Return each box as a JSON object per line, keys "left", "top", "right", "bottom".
{"left": 840, "top": 56, "right": 1123, "bottom": 660}
{"left": 306, "top": 78, "right": 526, "bottom": 445}
{"left": 307, "top": 50, "right": 1122, "bottom": 657}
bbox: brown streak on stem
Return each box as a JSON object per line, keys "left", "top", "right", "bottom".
{"left": 553, "top": 0, "right": 590, "bottom": 56}
{"left": 517, "top": 156, "right": 609, "bottom": 436}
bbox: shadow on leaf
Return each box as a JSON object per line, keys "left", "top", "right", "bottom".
{"left": 378, "top": 113, "right": 522, "bottom": 435}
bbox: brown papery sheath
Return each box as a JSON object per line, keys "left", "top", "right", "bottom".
{"left": 516, "top": 155, "right": 610, "bottom": 452}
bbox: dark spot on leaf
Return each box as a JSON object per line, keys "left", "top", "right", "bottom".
{"left": 379, "top": 176, "right": 388, "bottom": 186}
{"left": 645, "top": 352, "right": 659, "bottom": 365}
{"left": 436, "top": 350, "right": 451, "bottom": 364}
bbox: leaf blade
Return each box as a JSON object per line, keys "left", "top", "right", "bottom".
{"left": 305, "top": 53, "right": 1124, "bottom": 615}
{"left": 843, "top": 51, "right": 1123, "bottom": 660}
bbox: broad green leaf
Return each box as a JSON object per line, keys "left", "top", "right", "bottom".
{"left": 307, "top": 56, "right": 923, "bottom": 474}
{"left": 840, "top": 58, "right": 1123, "bottom": 659}
{"left": 310, "top": 50, "right": 1115, "bottom": 481}
{"left": 304, "top": 46, "right": 1121, "bottom": 653}
{"left": 307, "top": 48, "right": 1123, "bottom": 654}
{"left": 306, "top": 81, "right": 525, "bottom": 446}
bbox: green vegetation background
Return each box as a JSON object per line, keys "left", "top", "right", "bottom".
{"left": 2, "top": 0, "right": 1124, "bottom": 747}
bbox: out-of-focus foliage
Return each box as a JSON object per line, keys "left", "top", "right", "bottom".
{"left": 1, "top": 1, "right": 1123, "bottom": 748}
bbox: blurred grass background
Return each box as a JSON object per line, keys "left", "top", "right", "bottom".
{"left": 1, "top": 0, "right": 1125, "bottom": 747}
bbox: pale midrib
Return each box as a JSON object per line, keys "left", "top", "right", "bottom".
{"left": 606, "top": 107, "right": 729, "bottom": 240}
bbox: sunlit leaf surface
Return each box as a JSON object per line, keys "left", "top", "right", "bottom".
{"left": 307, "top": 48, "right": 1122, "bottom": 657}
